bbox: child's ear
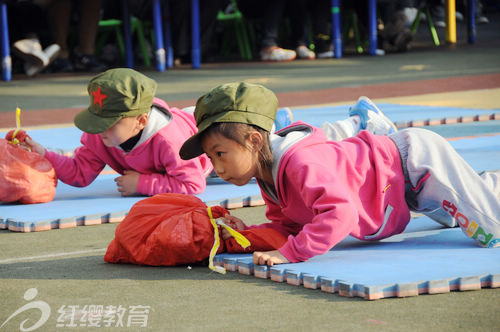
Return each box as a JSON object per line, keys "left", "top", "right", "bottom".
{"left": 248, "top": 131, "right": 263, "bottom": 151}
{"left": 137, "top": 113, "right": 149, "bottom": 129}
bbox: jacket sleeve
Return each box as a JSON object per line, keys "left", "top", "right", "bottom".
{"left": 44, "top": 144, "right": 106, "bottom": 187}
{"left": 135, "top": 140, "right": 207, "bottom": 196}
{"left": 277, "top": 158, "right": 359, "bottom": 263}
{"left": 246, "top": 190, "right": 303, "bottom": 237}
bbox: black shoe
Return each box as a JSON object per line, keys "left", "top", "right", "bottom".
{"left": 48, "top": 57, "right": 74, "bottom": 73}
{"left": 73, "top": 54, "right": 107, "bottom": 72}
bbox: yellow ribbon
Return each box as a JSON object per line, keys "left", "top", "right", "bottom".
{"left": 207, "top": 207, "right": 250, "bottom": 274}
{"left": 10, "top": 107, "right": 22, "bottom": 145}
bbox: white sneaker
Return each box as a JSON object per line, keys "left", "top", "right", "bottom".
{"left": 260, "top": 47, "right": 296, "bottom": 62}
{"left": 24, "top": 44, "right": 60, "bottom": 77}
{"left": 348, "top": 96, "right": 397, "bottom": 135}
{"left": 296, "top": 45, "right": 315, "bottom": 60}
{"left": 13, "top": 38, "right": 48, "bottom": 67}
{"left": 317, "top": 50, "right": 334, "bottom": 59}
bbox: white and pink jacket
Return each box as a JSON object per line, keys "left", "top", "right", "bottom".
{"left": 249, "top": 122, "right": 411, "bottom": 262}
{"left": 44, "top": 98, "right": 212, "bottom": 196}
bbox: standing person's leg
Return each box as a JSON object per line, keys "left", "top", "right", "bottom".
{"left": 46, "top": 0, "right": 74, "bottom": 72}
{"left": 288, "top": 0, "right": 315, "bottom": 59}
{"left": 76, "top": 0, "right": 100, "bottom": 56}
{"left": 391, "top": 128, "right": 500, "bottom": 247}
{"left": 260, "top": 0, "right": 285, "bottom": 49}
{"left": 310, "top": 0, "right": 333, "bottom": 58}
{"left": 47, "top": 0, "right": 71, "bottom": 59}
{"left": 259, "top": 0, "right": 296, "bottom": 61}
{"left": 73, "top": 0, "right": 106, "bottom": 72}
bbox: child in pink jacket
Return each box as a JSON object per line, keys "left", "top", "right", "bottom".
{"left": 179, "top": 81, "right": 500, "bottom": 266}
{"left": 26, "top": 68, "right": 212, "bottom": 196}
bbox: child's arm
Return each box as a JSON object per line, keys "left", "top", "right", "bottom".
{"left": 135, "top": 140, "right": 209, "bottom": 196}
{"left": 277, "top": 161, "right": 358, "bottom": 263}
{"left": 26, "top": 134, "right": 106, "bottom": 187}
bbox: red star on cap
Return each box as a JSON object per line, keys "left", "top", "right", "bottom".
{"left": 92, "top": 86, "right": 108, "bottom": 108}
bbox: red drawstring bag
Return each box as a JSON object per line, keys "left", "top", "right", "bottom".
{"left": 105, "top": 194, "right": 229, "bottom": 266}
{"left": 104, "top": 193, "right": 288, "bottom": 266}
{"left": 0, "top": 130, "right": 57, "bottom": 204}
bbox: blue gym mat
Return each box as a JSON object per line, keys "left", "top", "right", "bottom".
{"left": 1, "top": 104, "right": 498, "bottom": 156}
{"left": 0, "top": 176, "right": 263, "bottom": 232}
{"left": 0, "top": 103, "right": 498, "bottom": 233}
{"left": 214, "top": 216, "right": 500, "bottom": 300}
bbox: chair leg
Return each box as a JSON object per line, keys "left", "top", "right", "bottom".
{"left": 410, "top": 9, "right": 423, "bottom": 34}
{"left": 351, "top": 11, "right": 363, "bottom": 54}
{"left": 236, "top": 21, "right": 252, "bottom": 60}
{"left": 115, "top": 26, "right": 125, "bottom": 60}
{"left": 424, "top": 7, "right": 440, "bottom": 46}
{"left": 131, "top": 17, "right": 151, "bottom": 67}
{"left": 410, "top": 7, "right": 440, "bottom": 47}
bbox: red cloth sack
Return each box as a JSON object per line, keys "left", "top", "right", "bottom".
{"left": 105, "top": 194, "right": 230, "bottom": 266}
{"left": 0, "top": 130, "right": 57, "bottom": 204}
{"left": 104, "top": 193, "right": 289, "bottom": 266}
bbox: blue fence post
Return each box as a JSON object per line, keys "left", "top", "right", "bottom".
{"left": 152, "top": 0, "right": 166, "bottom": 72}
{"left": 121, "top": 0, "right": 134, "bottom": 68}
{"left": 332, "top": 0, "right": 342, "bottom": 58}
{"left": 191, "top": 0, "right": 200, "bottom": 69}
{"left": 368, "top": 0, "right": 377, "bottom": 55}
{"left": 163, "top": 1, "right": 174, "bottom": 69}
{"left": 468, "top": 0, "right": 476, "bottom": 44}
{"left": 1, "top": 2, "right": 11, "bottom": 81}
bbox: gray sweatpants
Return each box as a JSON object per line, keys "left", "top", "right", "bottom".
{"left": 390, "top": 128, "right": 500, "bottom": 248}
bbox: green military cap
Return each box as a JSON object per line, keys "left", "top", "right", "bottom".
{"left": 180, "top": 81, "right": 278, "bottom": 160}
{"left": 74, "top": 68, "right": 158, "bottom": 134}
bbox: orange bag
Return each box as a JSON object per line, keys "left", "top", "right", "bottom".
{"left": 0, "top": 130, "right": 57, "bottom": 204}
{"left": 105, "top": 194, "right": 230, "bottom": 266}
{"left": 104, "top": 193, "right": 288, "bottom": 266}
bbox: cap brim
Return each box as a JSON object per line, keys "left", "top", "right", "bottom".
{"left": 74, "top": 108, "right": 121, "bottom": 134}
{"left": 179, "top": 133, "right": 205, "bottom": 160}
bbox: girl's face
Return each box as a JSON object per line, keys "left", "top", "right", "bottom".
{"left": 201, "top": 132, "right": 259, "bottom": 186}
{"left": 99, "top": 114, "right": 147, "bottom": 147}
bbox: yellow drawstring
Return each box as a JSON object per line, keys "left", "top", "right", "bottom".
{"left": 207, "top": 207, "right": 250, "bottom": 274}
{"left": 10, "top": 107, "right": 22, "bottom": 145}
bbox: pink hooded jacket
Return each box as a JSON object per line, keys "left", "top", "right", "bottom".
{"left": 44, "top": 98, "right": 212, "bottom": 196}
{"left": 250, "top": 122, "right": 411, "bottom": 262}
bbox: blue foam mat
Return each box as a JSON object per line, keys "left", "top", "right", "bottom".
{"left": 1, "top": 104, "right": 498, "bottom": 155}
{"left": 0, "top": 103, "right": 498, "bottom": 232}
{"left": 214, "top": 217, "right": 500, "bottom": 300}
{"left": 0, "top": 176, "right": 263, "bottom": 232}
{"left": 293, "top": 103, "right": 499, "bottom": 128}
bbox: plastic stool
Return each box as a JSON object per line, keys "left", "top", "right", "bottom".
{"left": 217, "top": 0, "right": 253, "bottom": 60}
{"left": 97, "top": 16, "right": 151, "bottom": 67}
{"left": 410, "top": 6, "right": 440, "bottom": 46}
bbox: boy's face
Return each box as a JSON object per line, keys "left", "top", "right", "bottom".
{"left": 99, "top": 114, "right": 147, "bottom": 147}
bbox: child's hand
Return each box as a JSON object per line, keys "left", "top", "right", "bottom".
{"left": 115, "top": 170, "right": 140, "bottom": 196}
{"left": 221, "top": 214, "right": 246, "bottom": 240}
{"left": 24, "top": 137, "right": 46, "bottom": 156}
{"left": 253, "top": 250, "right": 289, "bottom": 266}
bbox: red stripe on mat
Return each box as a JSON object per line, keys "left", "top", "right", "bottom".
{"left": 1, "top": 73, "right": 499, "bottom": 128}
